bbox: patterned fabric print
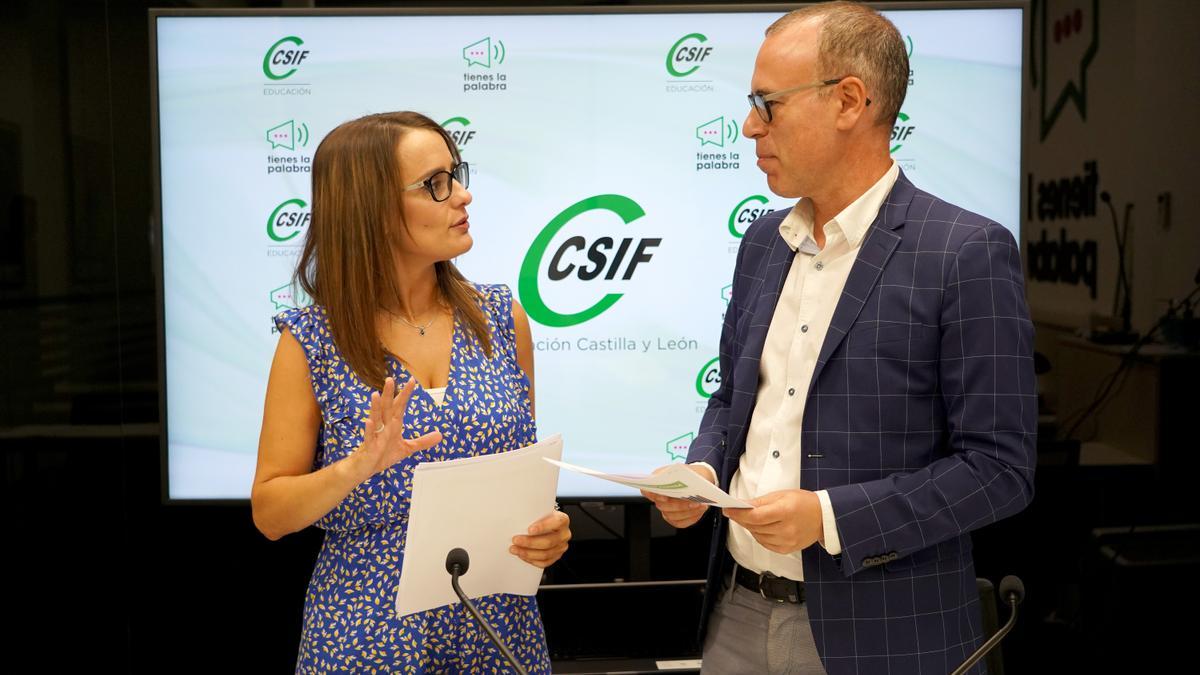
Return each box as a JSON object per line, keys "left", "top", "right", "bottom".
{"left": 275, "top": 284, "right": 549, "bottom": 674}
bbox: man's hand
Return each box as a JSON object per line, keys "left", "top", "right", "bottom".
{"left": 723, "top": 489, "right": 825, "bottom": 555}
{"left": 642, "top": 464, "right": 717, "bottom": 529}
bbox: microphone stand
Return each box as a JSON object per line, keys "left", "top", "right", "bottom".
{"left": 1096, "top": 192, "right": 1137, "bottom": 343}
{"left": 446, "top": 548, "right": 530, "bottom": 675}
{"left": 950, "top": 576, "right": 1024, "bottom": 675}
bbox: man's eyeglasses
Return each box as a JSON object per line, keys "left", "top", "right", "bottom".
{"left": 747, "top": 77, "right": 870, "bottom": 123}
{"left": 402, "top": 161, "right": 469, "bottom": 202}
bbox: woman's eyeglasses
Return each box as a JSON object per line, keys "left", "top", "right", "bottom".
{"left": 402, "top": 161, "right": 470, "bottom": 202}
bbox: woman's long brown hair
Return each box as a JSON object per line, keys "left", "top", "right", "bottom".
{"left": 294, "top": 111, "right": 491, "bottom": 390}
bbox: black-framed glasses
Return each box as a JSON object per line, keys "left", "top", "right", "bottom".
{"left": 748, "top": 76, "right": 870, "bottom": 123}
{"left": 402, "top": 161, "right": 469, "bottom": 202}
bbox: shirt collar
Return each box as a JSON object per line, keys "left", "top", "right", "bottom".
{"left": 777, "top": 160, "right": 900, "bottom": 252}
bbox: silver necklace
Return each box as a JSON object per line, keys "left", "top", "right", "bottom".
{"left": 394, "top": 312, "right": 437, "bottom": 336}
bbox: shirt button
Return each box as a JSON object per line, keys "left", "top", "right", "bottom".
{"left": 800, "top": 324, "right": 809, "bottom": 333}
{"left": 772, "top": 450, "right": 780, "bottom": 459}
{"left": 788, "top": 387, "right": 796, "bottom": 396}
{"left": 815, "top": 262, "right": 824, "bottom": 271}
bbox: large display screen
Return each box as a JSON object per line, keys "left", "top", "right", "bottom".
{"left": 154, "top": 5, "right": 1025, "bottom": 500}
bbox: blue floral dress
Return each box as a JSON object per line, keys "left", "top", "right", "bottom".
{"left": 274, "top": 284, "right": 550, "bottom": 674}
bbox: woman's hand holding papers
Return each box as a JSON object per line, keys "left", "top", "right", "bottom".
{"left": 510, "top": 510, "right": 572, "bottom": 568}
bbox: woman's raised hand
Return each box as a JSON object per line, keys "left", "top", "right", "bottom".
{"left": 344, "top": 377, "right": 442, "bottom": 483}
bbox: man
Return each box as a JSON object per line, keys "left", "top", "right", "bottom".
{"left": 643, "top": 3, "right": 1036, "bottom": 673}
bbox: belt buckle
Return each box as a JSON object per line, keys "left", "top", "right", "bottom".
{"left": 758, "top": 570, "right": 785, "bottom": 603}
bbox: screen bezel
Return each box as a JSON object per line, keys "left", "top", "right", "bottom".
{"left": 150, "top": 1, "right": 1030, "bottom": 505}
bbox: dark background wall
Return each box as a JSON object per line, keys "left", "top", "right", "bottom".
{"left": 2, "top": 0, "right": 1197, "bottom": 672}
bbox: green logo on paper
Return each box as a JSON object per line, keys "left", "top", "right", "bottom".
{"left": 519, "top": 194, "right": 659, "bottom": 327}
{"left": 267, "top": 198, "right": 310, "bottom": 242}
{"left": 637, "top": 480, "right": 689, "bottom": 490}
{"left": 263, "top": 36, "right": 307, "bottom": 80}
{"left": 666, "top": 33, "right": 711, "bottom": 77}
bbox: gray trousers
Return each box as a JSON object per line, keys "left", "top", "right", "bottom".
{"left": 700, "top": 566, "right": 826, "bottom": 675}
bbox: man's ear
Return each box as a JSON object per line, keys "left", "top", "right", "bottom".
{"left": 833, "top": 76, "right": 871, "bottom": 131}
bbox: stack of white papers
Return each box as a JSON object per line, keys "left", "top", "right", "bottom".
{"left": 395, "top": 434, "right": 563, "bottom": 617}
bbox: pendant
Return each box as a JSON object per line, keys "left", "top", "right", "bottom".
{"left": 418, "top": 327, "right": 426, "bottom": 336}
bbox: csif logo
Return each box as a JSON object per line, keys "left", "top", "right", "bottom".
{"left": 695, "top": 357, "right": 721, "bottom": 398}
{"left": 666, "top": 33, "right": 712, "bottom": 77}
{"left": 441, "top": 117, "right": 475, "bottom": 151}
{"left": 890, "top": 111, "right": 915, "bottom": 154}
{"left": 263, "top": 36, "right": 308, "bottom": 80}
{"left": 519, "top": 195, "right": 659, "bottom": 327}
{"left": 267, "top": 198, "right": 310, "bottom": 242}
{"left": 727, "top": 195, "right": 776, "bottom": 238}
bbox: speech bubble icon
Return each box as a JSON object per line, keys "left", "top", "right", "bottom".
{"left": 270, "top": 284, "right": 296, "bottom": 310}
{"left": 666, "top": 432, "right": 694, "bottom": 462}
{"left": 463, "top": 37, "right": 491, "bottom": 68}
{"left": 267, "top": 120, "right": 295, "bottom": 150}
{"left": 696, "top": 116, "right": 725, "bottom": 147}
{"left": 1034, "top": 0, "right": 1097, "bottom": 141}
{"left": 270, "top": 283, "right": 310, "bottom": 311}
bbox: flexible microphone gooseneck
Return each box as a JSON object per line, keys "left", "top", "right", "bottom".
{"left": 950, "top": 575, "right": 1025, "bottom": 675}
{"left": 445, "top": 548, "right": 529, "bottom": 675}
{"left": 1100, "top": 191, "right": 1133, "bottom": 333}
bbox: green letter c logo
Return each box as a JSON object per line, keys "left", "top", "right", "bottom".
{"left": 666, "top": 33, "right": 707, "bottom": 78}
{"left": 695, "top": 357, "right": 721, "bottom": 398}
{"left": 519, "top": 195, "right": 646, "bottom": 327}
{"left": 263, "top": 36, "right": 304, "bottom": 80}
{"left": 267, "top": 198, "right": 307, "bottom": 242}
{"left": 728, "top": 195, "right": 768, "bottom": 239}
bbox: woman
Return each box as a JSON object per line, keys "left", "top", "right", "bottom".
{"left": 251, "top": 111, "right": 570, "bottom": 673}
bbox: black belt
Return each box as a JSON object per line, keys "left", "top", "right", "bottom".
{"left": 732, "top": 562, "right": 805, "bottom": 604}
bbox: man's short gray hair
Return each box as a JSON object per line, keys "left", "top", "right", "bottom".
{"left": 767, "top": 1, "right": 909, "bottom": 128}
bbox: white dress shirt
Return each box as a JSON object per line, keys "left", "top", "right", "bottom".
{"left": 707, "top": 162, "right": 900, "bottom": 580}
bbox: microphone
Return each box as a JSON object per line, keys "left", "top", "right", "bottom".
{"left": 445, "top": 548, "right": 529, "bottom": 675}
{"left": 999, "top": 575, "right": 1025, "bottom": 605}
{"left": 445, "top": 547, "right": 470, "bottom": 576}
{"left": 950, "top": 575, "right": 1024, "bottom": 675}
